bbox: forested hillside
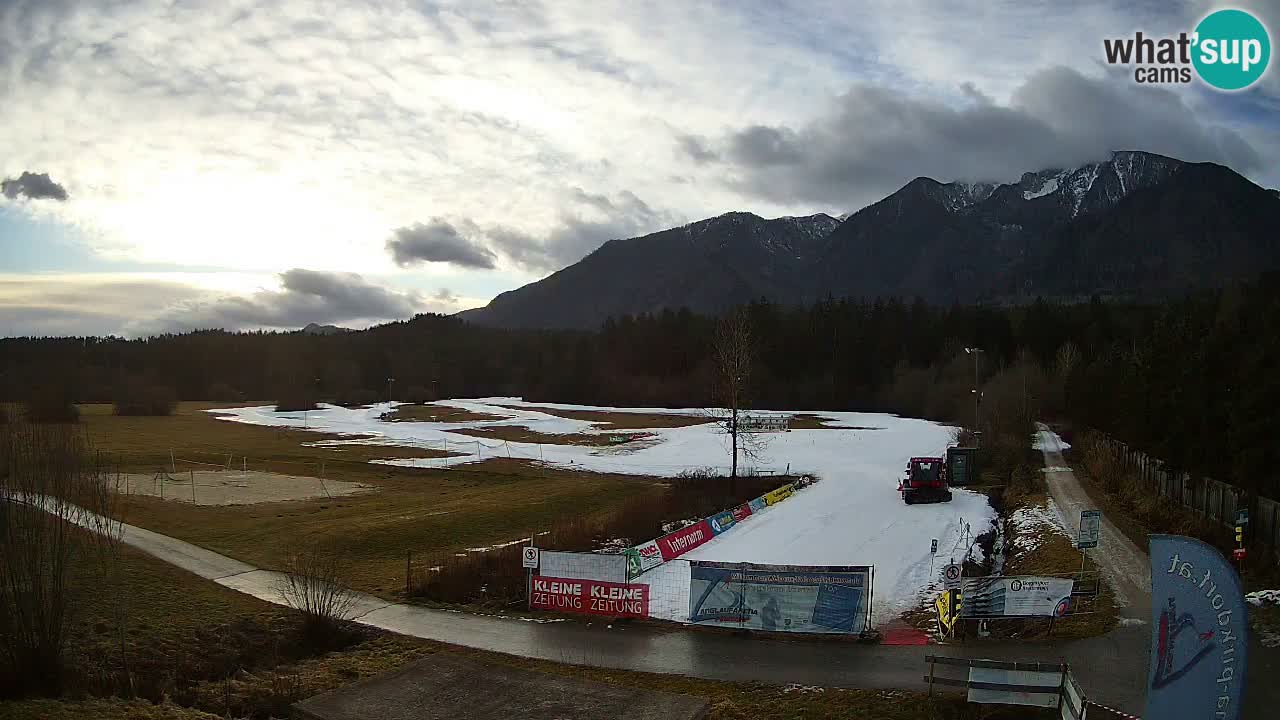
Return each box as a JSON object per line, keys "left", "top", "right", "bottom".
{"left": 4, "top": 276, "right": 1279, "bottom": 495}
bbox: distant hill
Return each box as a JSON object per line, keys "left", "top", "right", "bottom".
{"left": 460, "top": 151, "right": 1280, "bottom": 329}
{"left": 300, "top": 322, "right": 349, "bottom": 335}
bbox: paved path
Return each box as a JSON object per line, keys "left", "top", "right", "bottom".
{"left": 9, "top": 492, "right": 1153, "bottom": 715}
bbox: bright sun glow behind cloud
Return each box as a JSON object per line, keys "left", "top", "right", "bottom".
{"left": 1, "top": 0, "right": 1277, "bottom": 336}
{"left": 80, "top": 170, "right": 386, "bottom": 272}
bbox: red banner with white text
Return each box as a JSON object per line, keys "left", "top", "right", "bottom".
{"left": 530, "top": 576, "right": 650, "bottom": 618}
{"left": 657, "top": 519, "right": 714, "bottom": 561}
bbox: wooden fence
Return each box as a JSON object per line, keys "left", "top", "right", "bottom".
{"left": 1094, "top": 434, "right": 1280, "bottom": 564}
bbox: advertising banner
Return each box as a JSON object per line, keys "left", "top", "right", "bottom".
{"left": 688, "top": 561, "right": 870, "bottom": 634}
{"left": 530, "top": 576, "right": 649, "bottom": 618}
{"left": 731, "top": 503, "right": 753, "bottom": 522}
{"left": 748, "top": 496, "right": 767, "bottom": 513}
{"left": 537, "top": 550, "right": 627, "bottom": 584}
{"left": 959, "top": 576, "right": 1074, "bottom": 618}
{"left": 709, "top": 509, "right": 738, "bottom": 534}
{"left": 625, "top": 539, "right": 664, "bottom": 578}
{"left": 1146, "top": 535, "right": 1248, "bottom": 720}
{"left": 739, "top": 415, "right": 790, "bottom": 433}
{"left": 657, "top": 519, "right": 714, "bottom": 561}
{"left": 763, "top": 484, "right": 794, "bottom": 506}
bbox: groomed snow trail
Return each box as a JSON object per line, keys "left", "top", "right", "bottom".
{"left": 211, "top": 399, "right": 996, "bottom": 625}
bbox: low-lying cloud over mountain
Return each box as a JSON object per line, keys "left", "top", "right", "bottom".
{"left": 128, "top": 269, "right": 432, "bottom": 335}
{"left": 697, "top": 68, "right": 1264, "bottom": 208}
{"left": 0, "top": 269, "right": 460, "bottom": 338}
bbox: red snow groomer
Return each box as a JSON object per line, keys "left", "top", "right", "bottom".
{"left": 899, "top": 456, "right": 953, "bottom": 505}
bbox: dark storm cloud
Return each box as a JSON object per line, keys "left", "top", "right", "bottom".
{"left": 385, "top": 219, "right": 497, "bottom": 269}
{"left": 708, "top": 67, "right": 1265, "bottom": 208}
{"left": 486, "top": 188, "right": 674, "bottom": 273}
{"left": 676, "top": 134, "right": 719, "bottom": 164}
{"left": 127, "top": 269, "right": 421, "bottom": 335}
{"left": 2, "top": 171, "right": 68, "bottom": 201}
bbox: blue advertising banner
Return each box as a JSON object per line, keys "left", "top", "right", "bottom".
{"left": 709, "top": 510, "right": 736, "bottom": 535}
{"left": 688, "top": 561, "right": 871, "bottom": 634}
{"left": 1147, "top": 535, "right": 1248, "bottom": 720}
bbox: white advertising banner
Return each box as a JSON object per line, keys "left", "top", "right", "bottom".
{"left": 537, "top": 550, "right": 628, "bottom": 585}
{"left": 959, "top": 576, "right": 1074, "bottom": 618}
{"left": 625, "top": 539, "right": 664, "bottom": 578}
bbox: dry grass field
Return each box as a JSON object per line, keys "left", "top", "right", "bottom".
{"left": 76, "top": 402, "right": 664, "bottom": 597}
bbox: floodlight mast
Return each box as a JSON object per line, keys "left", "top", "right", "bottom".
{"left": 964, "top": 347, "right": 983, "bottom": 445}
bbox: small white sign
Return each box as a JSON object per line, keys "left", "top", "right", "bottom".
{"left": 522, "top": 546, "right": 539, "bottom": 569}
{"left": 943, "top": 563, "right": 963, "bottom": 589}
{"left": 1077, "top": 510, "right": 1102, "bottom": 550}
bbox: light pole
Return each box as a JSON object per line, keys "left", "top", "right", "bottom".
{"left": 964, "top": 347, "right": 984, "bottom": 445}
{"left": 387, "top": 377, "right": 395, "bottom": 404}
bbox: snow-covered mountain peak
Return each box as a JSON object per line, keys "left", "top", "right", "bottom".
{"left": 934, "top": 181, "right": 997, "bottom": 211}
{"left": 925, "top": 151, "right": 1185, "bottom": 218}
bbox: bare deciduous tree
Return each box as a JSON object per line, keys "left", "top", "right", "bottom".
{"left": 710, "top": 308, "right": 768, "bottom": 483}
{"left": 276, "top": 541, "right": 358, "bottom": 638}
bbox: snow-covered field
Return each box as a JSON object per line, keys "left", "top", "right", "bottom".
{"left": 210, "top": 398, "right": 995, "bottom": 625}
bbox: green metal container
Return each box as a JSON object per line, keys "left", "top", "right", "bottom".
{"left": 946, "top": 446, "right": 978, "bottom": 486}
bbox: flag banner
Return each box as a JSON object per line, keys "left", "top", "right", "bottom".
{"left": 688, "top": 561, "right": 870, "bottom": 634}
{"left": 1147, "top": 535, "right": 1249, "bottom": 720}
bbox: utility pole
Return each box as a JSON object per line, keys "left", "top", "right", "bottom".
{"left": 387, "top": 376, "right": 395, "bottom": 403}
{"left": 964, "top": 347, "right": 984, "bottom": 445}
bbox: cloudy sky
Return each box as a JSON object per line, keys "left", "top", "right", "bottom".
{"left": 2, "top": 0, "right": 1278, "bottom": 337}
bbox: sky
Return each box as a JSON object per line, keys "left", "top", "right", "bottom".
{"left": 2, "top": 0, "right": 1278, "bottom": 337}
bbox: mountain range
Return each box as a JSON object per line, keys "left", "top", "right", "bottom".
{"left": 460, "top": 151, "right": 1280, "bottom": 329}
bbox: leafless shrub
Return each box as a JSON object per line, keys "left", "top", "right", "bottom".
{"left": 276, "top": 542, "right": 358, "bottom": 638}
{"left": 0, "top": 419, "right": 120, "bottom": 697}
{"left": 113, "top": 379, "right": 176, "bottom": 416}
{"left": 22, "top": 385, "right": 79, "bottom": 424}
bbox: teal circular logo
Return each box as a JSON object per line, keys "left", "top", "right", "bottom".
{"left": 1193, "top": 9, "right": 1271, "bottom": 91}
